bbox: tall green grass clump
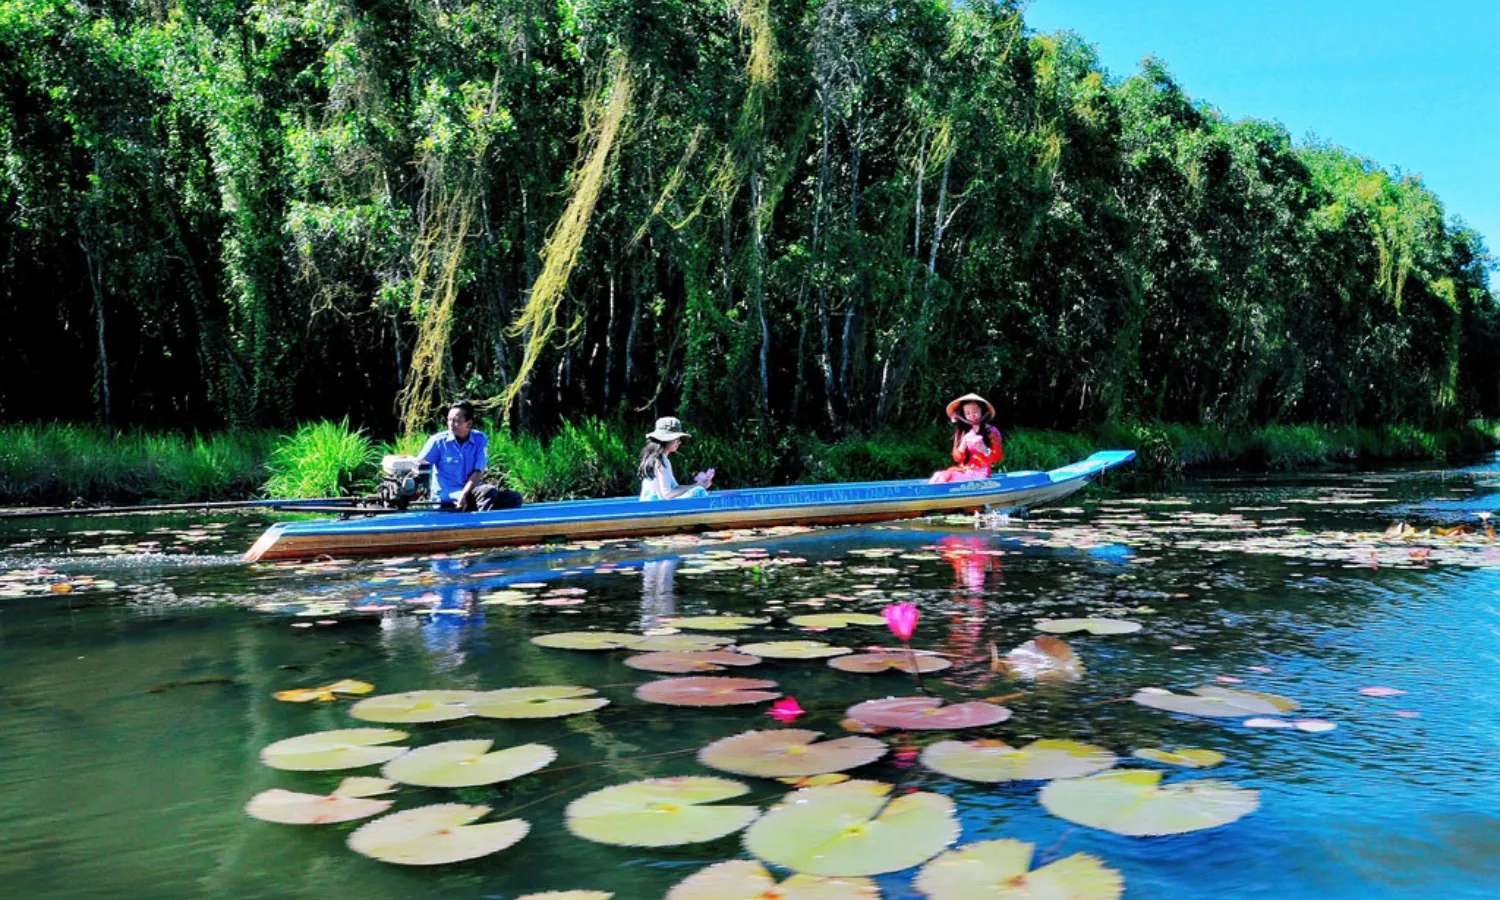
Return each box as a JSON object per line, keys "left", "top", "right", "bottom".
{"left": 263, "top": 420, "right": 377, "bottom": 498}
{"left": 490, "top": 417, "right": 636, "bottom": 500}
{"left": 0, "top": 423, "right": 273, "bottom": 503}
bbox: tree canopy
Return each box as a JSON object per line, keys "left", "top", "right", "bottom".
{"left": 2, "top": 0, "right": 1494, "bottom": 434}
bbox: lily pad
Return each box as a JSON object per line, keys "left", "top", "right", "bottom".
{"left": 347, "top": 803, "right": 529, "bottom": 865}
{"left": 382, "top": 740, "right": 555, "bottom": 787}
{"left": 914, "top": 838, "right": 1122, "bottom": 899}
{"left": 261, "top": 728, "right": 409, "bottom": 771}
{"left": 666, "top": 859, "right": 878, "bottom": 899}
{"left": 624, "top": 650, "right": 763, "bottom": 673}
{"left": 1038, "top": 769, "right": 1259, "bottom": 836}
{"left": 993, "top": 636, "right": 1084, "bottom": 681}
{"left": 847, "top": 696, "right": 1010, "bottom": 730}
{"left": 636, "top": 676, "right": 782, "bottom": 707}
{"left": 922, "top": 739, "right": 1116, "bottom": 782}
{"left": 1132, "top": 747, "right": 1225, "bottom": 768}
{"left": 1132, "top": 685, "right": 1299, "bottom": 719}
{"left": 787, "top": 613, "right": 889, "bottom": 629}
{"left": 743, "top": 779, "right": 959, "bottom": 876}
{"left": 349, "top": 690, "right": 479, "bottom": 724}
{"left": 1034, "top": 618, "right": 1141, "bottom": 635}
{"left": 516, "top": 894, "right": 613, "bottom": 900}
{"left": 829, "top": 650, "right": 951, "bottom": 674}
{"left": 663, "top": 615, "right": 771, "bottom": 631}
{"left": 531, "top": 631, "right": 644, "bottom": 650}
{"left": 273, "top": 679, "right": 375, "bottom": 703}
{"left": 699, "top": 729, "right": 887, "bottom": 778}
{"left": 467, "top": 686, "right": 609, "bottom": 719}
{"left": 565, "top": 776, "right": 759, "bottom": 847}
{"left": 738, "top": 640, "right": 852, "bottom": 659}
{"left": 244, "top": 777, "right": 396, "bottom": 825}
{"left": 630, "top": 633, "right": 736, "bottom": 652}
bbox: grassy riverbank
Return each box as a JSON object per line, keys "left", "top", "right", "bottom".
{"left": 3, "top": 419, "right": 1499, "bottom": 506}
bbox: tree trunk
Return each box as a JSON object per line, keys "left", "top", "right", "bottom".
{"left": 80, "top": 239, "right": 111, "bottom": 426}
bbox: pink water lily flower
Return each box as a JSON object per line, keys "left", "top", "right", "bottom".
{"left": 767, "top": 697, "right": 805, "bottom": 723}
{"left": 882, "top": 602, "right": 920, "bottom": 641}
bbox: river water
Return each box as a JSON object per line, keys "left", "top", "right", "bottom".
{"left": 2, "top": 460, "right": 1498, "bottom": 898}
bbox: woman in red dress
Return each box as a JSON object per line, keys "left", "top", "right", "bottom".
{"left": 929, "top": 393, "right": 1003, "bottom": 483}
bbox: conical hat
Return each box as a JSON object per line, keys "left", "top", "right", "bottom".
{"left": 945, "top": 393, "right": 995, "bottom": 421}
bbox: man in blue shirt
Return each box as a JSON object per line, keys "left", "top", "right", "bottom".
{"left": 417, "top": 401, "right": 523, "bottom": 512}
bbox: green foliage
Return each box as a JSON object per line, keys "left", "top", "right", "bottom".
{"left": 0, "top": 0, "right": 1495, "bottom": 442}
{"left": 0, "top": 424, "right": 273, "bottom": 503}
{"left": 489, "top": 417, "right": 636, "bottom": 501}
{"left": 263, "top": 420, "right": 377, "bottom": 499}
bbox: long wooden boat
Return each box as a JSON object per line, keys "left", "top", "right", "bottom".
{"left": 244, "top": 450, "right": 1134, "bottom": 562}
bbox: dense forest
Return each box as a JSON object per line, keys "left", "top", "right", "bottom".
{"left": 2, "top": 0, "right": 1496, "bottom": 437}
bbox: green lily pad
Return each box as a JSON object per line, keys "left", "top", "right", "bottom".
{"left": 467, "top": 686, "right": 609, "bottom": 719}
{"left": 565, "top": 776, "right": 759, "bottom": 847}
{"left": 922, "top": 739, "right": 1116, "bottom": 782}
{"left": 743, "top": 779, "right": 959, "bottom": 876}
{"left": 738, "top": 640, "right": 852, "bottom": 659}
{"left": 699, "top": 729, "right": 887, "bottom": 778}
{"left": 624, "top": 650, "right": 763, "bottom": 673}
{"left": 347, "top": 803, "right": 529, "bottom": 865}
{"left": 666, "top": 859, "right": 878, "bottom": 899}
{"left": 1132, "top": 747, "right": 1226, "bottom": 768}
{"left": 829, "top": 651, "right": 951, "bottom": 674}
{"left": 663, "top": 615, "right": 771, "bottom": 631}
{"left": 787, "top": 613, "right": 888, "bottom": 629}
{"left": 382, "top": 740, "right": 555, "bottom": 787}
{"left": 629, "top": 633, "right": 736, "bottom": 652}
{"left": 915, "top": 839, "right": 1123, "bottom": 899}
{"left": 349, "top": 690, "right": 479, "bottom": 724}
{"left": 516, "top": 893, "right": 613, "bottom": 900}
{"left": 244, "top": 777, "right": 396, "bottom": 825}
{"left": 1132, "top": 685, "right": 1299, "bottom": 718}
{"left": 1038, "top": 769, "right": 1259, "bottom": 836}
{"left": 635, "top": 676, "right": 782, "bottom": 707}
{"left": 1034, "top": 618, "right": 1142, "bottom": 635}
{"left": 260, "top": 728, "right": 409, "bottom": 771}
{"left": 531, "top": 631, "right": 643, "bottom": 650}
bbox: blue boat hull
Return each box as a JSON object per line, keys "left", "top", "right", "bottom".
{"left": 244, "top": 450, "right": 1134, "bottom": 562}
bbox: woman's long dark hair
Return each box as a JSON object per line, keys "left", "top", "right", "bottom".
{"left": 952, "top": 408, "right": 995, "bottom": 452}
{"left": 639, "top": 438, "right": 671, "bottom": 479}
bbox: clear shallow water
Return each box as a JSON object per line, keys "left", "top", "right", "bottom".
{"left": 3, "top": 461, "right": 1500, "bottom": 899}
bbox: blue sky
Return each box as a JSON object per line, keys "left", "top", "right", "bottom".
{"left": 1025, "top": 0, "right": 1500, "bottom": 286}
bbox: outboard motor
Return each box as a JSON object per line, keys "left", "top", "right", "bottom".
{"left": 376, "top": 455, "right": 432, "bottom": 509}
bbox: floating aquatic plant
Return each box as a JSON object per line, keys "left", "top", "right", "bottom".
{"left": 1132, "top": 685, "right": 1299, "bottom": 719}
{"left": 347, "top": 803, "right": 529, "bottom": 865}
{"left": 914, "top": 838, "right": 1123, "bottom": 899}
{"left": 467, "top": 686, "right": 609, "bottom": 719}
{"left": 1034, "top": 618, "right": 1141, "bottom": 635}
{"left": 666, "top": 859, "right": 877, "bottom": 899}
{"left": 530, "top": 631, "right": 643, "bottom": 650}
{"left": 743, "top": 779, "right": 958, "bottom": 876}
{"left": 1039, "top": 770, "right": 1259, "bottom": 836}
{"left": 922, "top": 739, "right": 1116, "bottom": 782}
{"left": 244, "top": 777, "right": 396, "bottom": 825}
{"left": 787, "top": 613, "right": 888, "bottom": 629}
{"left": 699, "top": 729, "right": 887, "bottom": 778}
{"left": 382, "top": 740, "right": 555, "bottom": 788}
{"left": 260, "top": 728, "right": 409, "bottom": 771}
{"left": 829, "top": 650, "right": 951, "bottom": 674}
{"left": 273, "top": 678, "right": 374, "bottom": 703}
{"left": 992, "top": 636, "right": 1084, "bottom": 681}
{"left": 1132, "top": 747, "right": 1226, "bottom": 768}
{"left": 737, "top": 640, "right": 851, "bottom": 659}
{"left": 635, "top": 676, "right": 781, "bottom": 707}
{"left": 349, "top": 690, "right": 480, "bottom": 724}
{"left": 565, "top": 776, "right": 759, "bottom": 846}
{"left": 630, "top": 633, "right": 735, "bottom": 652}
{"left": 662, "top": 615, "right": 771, "bottom": 631}
{"left": 846, "top": 696, "right": 1010, "bottom": 730}
{"left": 624, "top": 650, "right": 762, "bottom": 673}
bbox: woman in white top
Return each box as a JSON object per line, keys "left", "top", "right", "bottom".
{"left": 638, "top": 416, "right": 714, "bottom": 501}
